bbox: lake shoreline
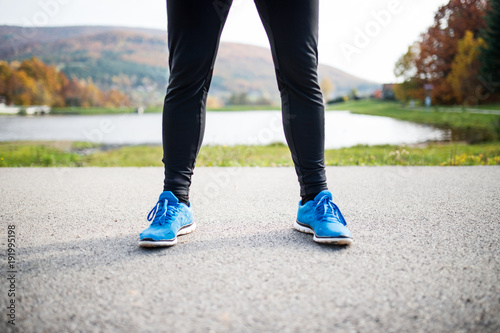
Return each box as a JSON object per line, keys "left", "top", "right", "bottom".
{"left": 0, "top": 110, "right": 447, "bottom": 148}
{"left": 4, "top": 100, "right": 497, "bottom": 144}
{"left": 327, "top": 100, "right": 500, "bottom": 143}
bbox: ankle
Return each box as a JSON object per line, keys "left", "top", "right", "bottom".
{"left": 163, "top": 189, "right": 189, "bottom": 205}
{"left": 175, "top": 194, "right": 189, "bottom": 206}
{"left": 301, "top": 192, "right": 319, "bottom": 205}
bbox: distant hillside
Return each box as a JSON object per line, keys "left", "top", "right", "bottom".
{"left": 0, "top": 25, "right": 379, "bottom": 106}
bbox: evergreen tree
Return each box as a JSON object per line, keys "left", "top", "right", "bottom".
{"left": 480, "top": 0, "right": 500, "bottom": 82}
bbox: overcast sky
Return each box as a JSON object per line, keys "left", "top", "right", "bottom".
{"left": 0, "top": 0, "right": 448, "bottom": 83}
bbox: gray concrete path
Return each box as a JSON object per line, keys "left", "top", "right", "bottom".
{"left": 1, "top": 166, "right": 499, "bottom": 332}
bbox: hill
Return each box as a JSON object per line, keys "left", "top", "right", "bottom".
{"left": 0, "top": 25, "right": 379, "bottom": 106}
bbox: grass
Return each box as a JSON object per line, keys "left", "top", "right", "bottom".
{"left": 0, "top": 141, "right": 98, "bottom": 167}
{"left": 327, "top": 100, "right": 500, "bottom": 142}
{"left": 49, "top": 105, "right": 280, "bottom": 115}
{"left": 1, "top": 141, "right": 499, "bottom": 167}
{"left": 206, "top": 105, "right": 281, "bottom": 111}
{"left": 454, "top": 104, "right": 500, "bottom": 111}
{"left": 51, "top": 106, "right": 140, "bottom": 115}
{"left": 324, "top": 143, "right": 500, "bottom": 166}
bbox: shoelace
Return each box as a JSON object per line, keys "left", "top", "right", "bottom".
{"left": 147, "top": 199, "right": 180, "bottom": 226}
{"left": 314, "top": 195, "right": 347, "bottom": 225}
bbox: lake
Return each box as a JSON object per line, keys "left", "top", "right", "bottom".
{"left": 0, "top": 111, "right": 447, "bottom": 149}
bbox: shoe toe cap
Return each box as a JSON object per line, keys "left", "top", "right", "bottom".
{"left": 140, "top": 226, "right": 176, "bottom": 241}
{"left": 315, "top": 222, "right": 352, "bottom": 239}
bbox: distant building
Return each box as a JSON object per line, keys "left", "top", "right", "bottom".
{"left": 372, "top": 89, "right": 382, "bottom": 99}
{"left": 0, "top": 96, "right": 52, "bottom": 115}
{"left": 25, "top": 105, "right": 51, "bottom": 115}
{"left": 382, "top": 84, "right": 396, "bottom": 100}
{"left": 0, "top": 100, "right": 21, "bottom": 114}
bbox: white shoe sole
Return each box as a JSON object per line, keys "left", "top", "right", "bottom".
{"left": 294, "top": 220, "right": 352, "bottom": 245}
{"left": 139, "top": 222, "right": 197, "bottom": 248}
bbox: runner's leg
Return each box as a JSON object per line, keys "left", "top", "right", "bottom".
{"left": 254, "top": 0, "right": 328, "bottom": 199}
{"left": 163, "top": 0, "right": 233, "bottom": 201}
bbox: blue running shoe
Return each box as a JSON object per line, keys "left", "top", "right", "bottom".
{"left": 295, "top": 190, "right": 352, "bottom": 245}
{"left": 139, "top": 191, "right": 195, "bottom": 247}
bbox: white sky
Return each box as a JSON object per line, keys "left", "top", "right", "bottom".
{"left": 0, "top": 0, "right": 449, "bottom": 83}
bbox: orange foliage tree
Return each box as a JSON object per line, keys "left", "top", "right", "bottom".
{"left": 395, "top": 0, "right": 490, "bottom": 105}
{"left": 446, "top": 31, "right": 486, "bottom": 105}
{"left": 0, "top": 57, "right": 130, "bottom": 107}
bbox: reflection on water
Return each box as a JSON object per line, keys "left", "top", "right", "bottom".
{"left": 447, "top": 126, "right": 497, "bottom": 143}
{"left": 0, "top": 111, "right": 448, "bottom": 149}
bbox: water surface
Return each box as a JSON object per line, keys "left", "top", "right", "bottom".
{"left": 0, "top": 111, "right": 447, "bottom": 149}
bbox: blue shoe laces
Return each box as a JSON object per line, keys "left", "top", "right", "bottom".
{"left": 314, "top": 195, "right": 347, "bottom": 225}
{"left": 147, "top": 199, "right": 180, "bottom": 226}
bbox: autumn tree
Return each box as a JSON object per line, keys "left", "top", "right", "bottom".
{"left": 80, "top": 79, "right": 102, "bottom": 107}
{"left": 395, "top": 0, "right": 489, "bottom": 105}
{"left": 8, "top": 70, "right": 38, "bottom": 105}
{"left": 418, "top": 0, "right": 488, "bottom": 103}
{"left": 0, "top": 61, "right": 13, "bottom": 102}
{"left": 103, "top": 89, "right": 129, "bottom": 107}
{"left": 0, "top": 57, "right": 129, "bottom": 107}
{"left": 446, "top": 31, "right": 486, "bottom": 104}
{"left": 394, "top": 43, "right": 423, "bottom": 102}
{"left": 320, "top": 77, "right": 334, "bottom": 102}
{"left": 394, "top": 43, "right": 419, "bottom": 81}
{"left": 18, "top": 57, "right": 65, "bottom": 106}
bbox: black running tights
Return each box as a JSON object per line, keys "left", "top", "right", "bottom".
{"left": 163, "top": 0, "right": 328, "bottom": 198}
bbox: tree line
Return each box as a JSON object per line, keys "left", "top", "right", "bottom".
{"left": 394, "top": 0, "right": 500, "bottom": 105}
{"left": 0, "top": 57, "right": 130, "bottom": 107}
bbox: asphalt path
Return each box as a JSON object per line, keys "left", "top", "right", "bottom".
{"left": 0, "top": 166, "right": 499, "bottom": 332}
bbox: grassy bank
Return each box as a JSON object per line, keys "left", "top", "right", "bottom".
{"left": 49, "top": 105, "right": 280, "bottom": 115}
{"left": 206, "top": 105, "right": 281, "bottom": 111}
{"left": 1, "top": 141, "right": 499, "bottom": 167}
{"left": 51, "top": 106, "right": 140, "bottom": 115}
{"left": 327, "top": 100, "right": 500, "bottom": 142}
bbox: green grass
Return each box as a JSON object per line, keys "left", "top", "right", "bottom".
{"left": 50, "top": 105, "right": 280, "bottom": 115}
{"left": 48, "top": 101, "right": 500, "bottom": 117}
{"left": 324, "top": 143, "right": 500, "bottom": 166}
{"left": 206, "top": 105, "right": 281, "bottom": 111}
{"left": 327, "top": 100, "right": 500, "bottom": 142}
{"left": 51, "top": 106, "right": 140, "bottom": 115}
{"left": 0, "top": 141, "right": 99, "bottom": 167}
{"left": 1, "top": 141, "right": 499, "bottom": 167}
{"left": 458, "top": 104, "right": 500, "bottom": 111}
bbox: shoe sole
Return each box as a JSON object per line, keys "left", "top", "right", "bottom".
{"left": 294, "top": 220, "right": 352, "bottom": 245}
{"left": 139, "top": 222, "right": 197, "bottom": 248}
